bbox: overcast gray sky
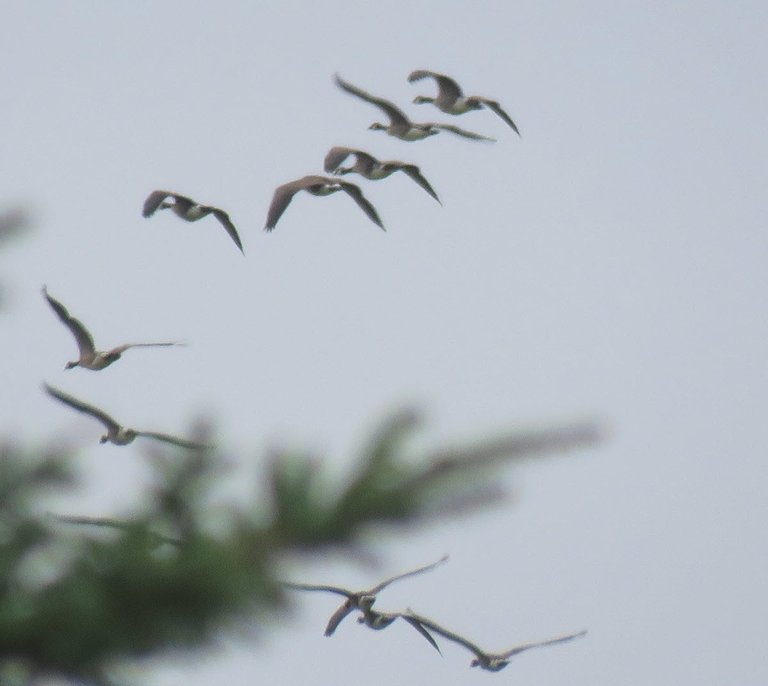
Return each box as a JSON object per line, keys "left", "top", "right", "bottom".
{"left": 3, "top": 2, "right": 768, "bottom": 684}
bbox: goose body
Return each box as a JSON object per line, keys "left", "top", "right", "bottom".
{"left": 265, "top": 175, "right": 384, "bottom": 231}
{"left": 356, "top": 608, "right": 441, "bottom": 653}
{"left": 44, "top": 384, "right": 210, "bottom": 450}
{"left": 323, "top": 147, "right": 441, "bottom": 204}
{"left": 142, "top": 190, "right": 244, "bottom": 254}
{"left": 406, "top": 611, "right": 586, "bottom": 671}
{"left": 408, "top": 70, "right": 520, "bottom": 136}
{"left": 282, "top": 554, "right": 447, "bottom": 636}
{"left": 42, "top": 287, "right": 181, "bottom": 371}
{"left": 334, "top": 74, "right": 494, "bottom": 142}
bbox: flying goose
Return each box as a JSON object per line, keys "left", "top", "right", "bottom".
{"left": 323, "top": 146, "right": 441, "bottom": 204}
{"left": 42, "top": 286, "right": 181, "bottom": 371}
{"left": 282, "top": 554, "right": 448, "bottom": 636}
{"left": 405, "top": 611, "right": 586, "bottom": 672}
{"left": 334, "top": 74, "right": 495, "bottom": 142}
{"left": 408, "top": 70, "right": 521, "bottom": 136}
{"left": 44, "top": 383, "right": 210, "bottom": 450}
{"left": 142, "top": 190, "right": 244, "bottom": 254}
{"left": 265, "top": 175, "right": 384, "bottom": 231}
{"left": 355, "top": 608, "right": 441, "bottom": 653}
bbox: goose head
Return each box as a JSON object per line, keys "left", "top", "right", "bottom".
{"left": 368, "top": 122, "right": 388, "bottom": 131}
{"left": 65, "top": 360, "right": 79, "bottom": 370}
{"left": 99, "top": 434, "right": 110, "bottom": 444}
{"left": 412, "top": 95, "right": 434, "bottom": 105}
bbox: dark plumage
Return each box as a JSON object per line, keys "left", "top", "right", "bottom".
{"left": 335, "top": 74, "right": 495, "bottom": 142}
{"left": 405, "top": 611, "right": 586, "bottom": 671}
{"left": 282, "top": 555, "right": 448, "bottom": 636}
{"left": 44, "top": 383, "right": 210, "bottom": 450}
{"left": 264, "top": 175, "right": 384, "bottom": 231}
{"left": 408, "top": 70, "right": 520, "bottom": 136}
{"left": 142, "top": 190, "right": 244, "bottom": 254}
{"left": 323, "top": 146, "right": 441, "bottom": 204}
{"left": 42, "top": 286, "right": 181, "bottom": 371}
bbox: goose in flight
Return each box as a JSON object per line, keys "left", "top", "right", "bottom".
{"left": 334, "top": 74, "right": 494, "bottom": 142}
{"left": 44, "top": 383, "right": 210, "bottom": 450}
{"left": 406, "top": 611, "right": 586, "bottom": 672}
{"left": 408, "top": 70, "right": 520, "bottom": 137}
{"left": 265, "top": 175, "right": 384, "bottom": 231}
{"left": 282, "top": 554, "right": 447, "bottom": 636}
{"left": 323, "top": 146, "right": 441, "bottom": 204}
{"left": 356, "top": 608, "right": 441, "bottom": 653}
{"left": 142, "top": 190, "right": 244, "bottom": 254}
{"left": 42, "top": 286, "right": 181, "bottom": 371}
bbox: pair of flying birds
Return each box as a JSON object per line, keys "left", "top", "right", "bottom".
{"left": 285, "top": 555, "right": 585, "bottom": 672}
{"left": 41, "top": 287, "right": 207, "bottom": 450}
{"left": 141, "top": 70, "right": 519, "bottom": 249}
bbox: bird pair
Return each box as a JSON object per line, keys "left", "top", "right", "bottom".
{"left": 42, "top": 287, "right": 205, "bottom": 449}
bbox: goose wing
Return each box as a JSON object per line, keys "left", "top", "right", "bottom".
{"left": 106, "top": 341, "right": 182, "bottom": 356}
{"left": 324, "top": 147, "right": 378, "bottom": 174}
{"left": 499, "top": 629, "right": 587, "bottom": 659}
{"left": 210, "top": 208, "right": 244, "bottom": 254}
{"left": 281, "top": 582, "right": 353, "bottom": 598}
{"left": 408, "top": 70, "right": 464, "bottom": 102}
{"left": 477, "top": 98, "right": 521, "bottom": 136}
{"left": 338, "top": 181, "right": 385, "bottom": 230}
{"left": 42, "top": 287, "right": 96, "bottom": 357}
{"left": 369, "top": 554, "right": 448, "bottom": 593}
{"left": 430, "top": 123, "right": 496, "bottom": 141}
{"left": 142, "top": 191, "right": 172, "bottom": 217}
{"left": 135, "top": 431, "right": 211, "bottom": 450}
{"left": 405, "top": 611, "right": 486, "bottom": 660}
{"left": 397, "top": 164, "right": 441, "bottom": 204}
{"left": 398, "top": 614, "right": 442, "bottom": 654}
{"left": 323, "top": 146, "right": 354, "bottom": 173}
{"left": 44, "top": 383, "right": 121, "bottom": 434}
{"left": 334, "top": 75, "right": 411, "bottom": 128}
{"left": 264, "top": 176, "right": 317, "bottom": 231}
{"left": 323, "top": 600, "right": 358, "bottom": 636}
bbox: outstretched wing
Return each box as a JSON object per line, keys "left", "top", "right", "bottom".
{"left": 44, "top": 383, "right": 121, "bottom": 434}
{"left": 500, "top": 629, "right": 587, "bottom": 659}
{"left": 210, "top": 209, "right": 244, "bottom": 254}
{"left": 281, "top": 582, "right": 352, "bottom": 597}
{"left": 478, "top": 98, "right": 521, "bottom": 136}
{"left": 42, "top": 286, "right": 96, "bottom": 357}
{"left": 136, "top": 431, "right": 211, "bottom": 450}
{"left": 265, "top": 179, "right": 306, "bottom": 231}
{"left": 431, "top": 123, "right": 496, "bottom": 141}
{"left": 369, "top": 554, "right": 448, "bottom": 593}
{"left": 404, "top": 610, "right": 486, "bottom": 660}
{"left": 323, "top": 600, "right": 356, "bottom": 636}
{"left": 399, "top": 165, "right": 441, "bottom": 204}
{"left": 399, "top": 614, "right": 442, "bottom": 654}
{"left": 338, "top": 181, "right": 385, "bottom": 230}
{"left": 408, "top": 70, "right": 464, "bottom": 102}
{"left": 334, "top": 74, "right": 411, "bottom": 128}
{"left": 107, "top": 341, "right": 182, "bottom": 356}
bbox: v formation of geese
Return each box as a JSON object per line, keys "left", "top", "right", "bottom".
{"left": 283, "top": 556, "right": 586, "bottom": 672}
{"left": 37, "top": 67, "right": 583, "bottom": 675}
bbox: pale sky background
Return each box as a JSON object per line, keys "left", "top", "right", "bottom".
{"left": 2, "top": 2, "right": 768, "bottom": 685}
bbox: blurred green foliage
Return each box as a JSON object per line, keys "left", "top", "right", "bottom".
{"left": 0, "top": 416, "right": 598, "bottom": 686}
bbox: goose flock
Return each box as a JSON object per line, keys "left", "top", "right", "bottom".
{"left": 42, "top": 69, "right": 519, "bottom": 438}
{"left": 40, "top": 68, "right": 585, "bottom": 675}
